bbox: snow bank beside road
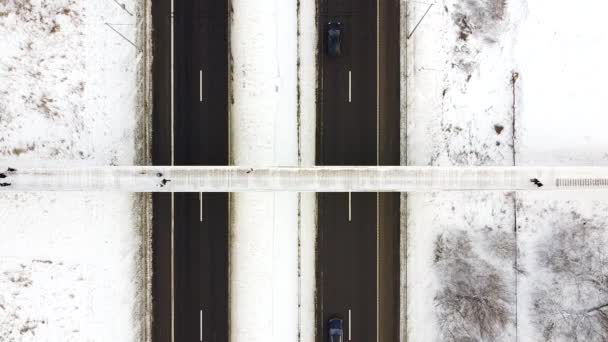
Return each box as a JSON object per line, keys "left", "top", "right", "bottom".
{"left": 0, "top": 0, "right": 150, "bottom": 340}
{"left": 297, "top": 0, "right": 318, "bottom": 340}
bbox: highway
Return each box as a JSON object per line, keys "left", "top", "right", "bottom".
{"left": 152, "top": 0, "right": 229, "bottom": 341}
{"left": 317, "top": 0, "right": 400, "bottom": 341}
{"left": 151, "top": 0, "right": 398, "bottom": 340}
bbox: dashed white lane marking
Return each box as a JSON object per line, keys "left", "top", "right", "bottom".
{"left": 199, "top": 69, "right": 203, "bottom": 102}
{"left": 199, "top": 192, "right": 203, "bottom": 222}
{"left": 200, "top": 309, "right": 203, "bottom": 341}
{"left": 349, "top": 308, "right": 352, "bottom": 341}
{"left": 348, "top": 70, "right": 352, "bottom": 103}
{"left": 348, "top": 192, "right": 352, "bottom": 222}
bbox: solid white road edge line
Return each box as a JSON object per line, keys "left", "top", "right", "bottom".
{"left": 376, "top": 192, "right": 380, "bottom": 342}
{"left": 376, "top": 0, "right": 380, "bottom": 168}
{"left": 170, "top": 193, "right": 175, "bottom": 342}
{"left": 170, "top": 6, "right": 174, "bottom": 166}
{"left": 170, "top": 0, "right": 175, "bottom": 339}
{"left": 376, "top": 0, "right": 380, "bottom": 338}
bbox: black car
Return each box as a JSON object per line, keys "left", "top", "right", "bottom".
{"left": 328, "top": 317, "right": 343, "bottom": 342}
{"left": 327, "top": 22, "right": 342, "bottom": 57}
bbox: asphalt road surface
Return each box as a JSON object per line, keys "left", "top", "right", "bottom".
{"left": 317, "top": 0, "right": 400, "bottom": 341}
{"left": 153, "top": 0, "right": 396, "bottom": 339}
{"left": 151, "top": 0, "right": 172, "bottom": 340}
{"left": 152, "top": 0, "right": 229, "bottom": 341}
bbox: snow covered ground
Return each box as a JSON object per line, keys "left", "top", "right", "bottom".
{"left": 229, "top": 0, "right": 301, "bottom": 341}
{"left": 514, "top": 0, "right": 608, "bottom": 166}
{"left": 0, "top": 0, "right": 150, "bottom": 340}
{"left": 405, "top": 0, "right": 518, "bottom": 338}
{"left": 404, "top": 0, "right": 608, "bottom": 340}
{"left": 515, "top": 3, "right": 608, "bottom": 341}
{"left": 406, "top": 191, "right": 517, "bottom": 341}
{"left": 517, "top": 193, "right": 608, "bottom": 341}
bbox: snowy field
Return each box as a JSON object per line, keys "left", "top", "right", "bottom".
{"left": 0, "top": 0, "right": 150, "bottom": 341}
{"left": 405, "top": 0, "right": 608, "bottom": 341}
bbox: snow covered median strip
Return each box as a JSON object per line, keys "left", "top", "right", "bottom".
{"left": 1, "top": 166, "right": 608, "bottom": 191}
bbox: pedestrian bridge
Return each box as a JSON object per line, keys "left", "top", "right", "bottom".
{"left": 1, "top": 166, "right": 607, "bottom": 192}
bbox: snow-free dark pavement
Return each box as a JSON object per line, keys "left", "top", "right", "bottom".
{"left": 317, "top": 0, "right": 400, "bottom": 340}
{"left": 152, "top": 0, "right": 229, "bottom": 341}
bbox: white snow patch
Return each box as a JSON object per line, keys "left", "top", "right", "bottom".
{"left": 0, "top": 192, "right": 138, "bottom": 342}
{"left": 514, "top": 1, "right": 608, "bottom": 166}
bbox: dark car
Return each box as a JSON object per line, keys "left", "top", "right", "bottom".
{"left": 327, "top": 22, "right": 342, "bottom": 57}
{"left": 328, "top": 317, "right": 343, "bottom": 342}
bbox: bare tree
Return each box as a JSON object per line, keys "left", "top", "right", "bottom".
{"left": 434, "top": 230, "right": 514, "bottom": 341}
{"left": 532, "top": 212, "right": 608, "bottom": 342}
